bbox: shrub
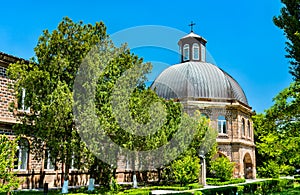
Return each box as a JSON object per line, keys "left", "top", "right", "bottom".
{"left": 257, "top": 160, "right": 280, "bottom": 178}
{"left": 170, "top": 155, "right": 200, "bottom": 186}
{"left": 209, "top": 157, "right": 234, "bottom": 181}
{"left": 0, "top": 135, "right": 20, "bottom": 193}
{"left": 206, "top": 178, "right": 245, "bottom": 185}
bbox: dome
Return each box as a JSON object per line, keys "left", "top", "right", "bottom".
{"left": 150, "top": 61, "right": 248, "bottom": 105}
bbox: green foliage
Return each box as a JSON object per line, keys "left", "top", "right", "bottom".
{"left": 253, "top": 84, "right": 300, "bottom": 178}
{"left": 206, "top": 178, "right": 245, "bottom": 186}
{"left": 202, "top": 179, "right": 296, "bottom": 195}
{"left": 0, "top": 135, "right": 20, "bottom": 193}
{"left": 257, "top": 160, "right": 280, "bottom": 178}
{"left": 274, "top": 0, "right": 300, "bottom": 80}
{"left": 170, "top": 155, "right": 200, "bottom": 186}
{"left": 7, "top": 17, "right": 109, "bottom": 181}
{"left": 209, "top": 157, "right": 234, "bottom": 181}
{"left": 110, "top": 177, "right": 121, "bottom": 193}
{"left": 254, "top": 1, "right": 300, "bottom": 180}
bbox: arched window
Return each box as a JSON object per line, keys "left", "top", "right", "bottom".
{"left": 193, "top": 43, "right": 199, "bottom": 60}
{"left": 201, "top": 44, "right": 206, "bottom": 61}
{"left": 242, "top": 118, "right": 245, "bottom": 136}
{"left": 14, "top": 138, "right": 29, "bottom": 170}
{"left": 247, "top": 120, "right": 251, "bottom": 137}
{"left": 183, "top": 44, "right": 189, "bottom": 61}
{"left": 218, "top": 115, "right": 226, "bottom": 134}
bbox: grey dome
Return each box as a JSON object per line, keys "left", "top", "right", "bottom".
{"left": 151, "top": 61, "right": 248, "bottom": 105}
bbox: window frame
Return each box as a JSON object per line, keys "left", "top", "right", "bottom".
{"left": 247, "top": 120, "right": 251, "bottom": 138}
{"left": 44, "top": 148, "right": 55, "bottom": 170}
{"left": 218, "top": 115, "right": 227, "bottom": 134}
{"left": 14, "top": 139, "right": 29, "bottom": 171}
{"left": 242, "top": 118, "right": 245, "bottom": 137}
{"left": 183, "top": 44, "right": 189, "bottom": 61}
{"left": 200, "top": 44, "right": 206, "bottom": 62}
{"left": 18, "top": 88, "right": 30, "bottom": 113}
{"left": 192, "top": 43, "right": 200, "bottom": 60}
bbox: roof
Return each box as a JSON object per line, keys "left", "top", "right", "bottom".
{"left": 179, "top": 32, "right": 207, "bottom": 43}
{"left": 0, "top": 52, "right": 28, "bottom": 68}
{"left": 150, "top": 61, "right": 248, "bottom": 105}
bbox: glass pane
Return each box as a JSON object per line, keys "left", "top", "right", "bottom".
{"left": 223, "top": 121, "right": 226, "bottom": 134}
{"left": 14, "top": 150, "right": 19, "bottom": 169}
{"left": 20, "top": 147, "right": 28, "bottom": 170}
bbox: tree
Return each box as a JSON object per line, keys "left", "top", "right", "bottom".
{"left": 253, "top": 0, "right": 300, "bottom": 178}
{"left": 253, "top": 83, "right": 300, "bottom": 177}
{"left": 7, "top": 17, "right": 108, "bottom": 191}
{"left": 274, "top": 0, "right": 300, "bottom": 80}
{"left": 210, "top": 156, "right": 234, "bottom": 181}
{"left": 170, "top": 154, "right": 200, "bottom": 186}
{"left": 0, "top": 135, "right": 20, "bottom": 194}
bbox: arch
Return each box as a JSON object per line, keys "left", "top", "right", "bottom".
{"left": 183, "top": 44, "right": 189, "bottom": 61}
{"left": 243, "top": 153, "right": 253, "bottom": 179}
{"left": 241, "top": 118, "right": 245, "bottom": 136}
{"left": 192, "top": 43, "right": 199, "bottom": 60}
{"left": 212, "top": 151, "right": 228, "bottom": 160}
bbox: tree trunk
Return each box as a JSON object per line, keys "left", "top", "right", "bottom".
{"left": 61, "top": 159, "right": 70, "bottom": 194}
{"left": 132, "top": 155, "right": 138, "bottom": 188}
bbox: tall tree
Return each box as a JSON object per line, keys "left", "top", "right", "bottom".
{"left": 7, "top": 17, "right": 108, "bottom": 191}
{"left": 274, "top": 0, "right": 300, "bottom": 80}
{"left": 254, "top": 0, "right": 300, "bottom": 178}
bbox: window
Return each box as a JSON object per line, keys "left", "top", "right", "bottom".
{"left": 218, "top": 115, "right": 226, "bottom": 134}
{"left": 201, "top": 44, "right": 206, "bottom": 61}
{"left": 201, "top": 113, "right": 209, "bottom": 120}
{"left": 18, "top": 88, "right": 30, "bottom": 112}
{"left": 125, "top": 154, "right": 131, "bottom": 170}
{"left": 242, "top": 118, "right": 245, "bottom": 136}
{"left": 193, "top": 43, "right": 199, "bottom": 60}
{"left": 14, "top": 138, "right": 29, "bottom": 170}
{"left": 44, "top": 149, "right": 55, "bottom": 170}
{"left": 247, "top": 120, "right": 251, "bottom": 137}
{"left": 183, "top": 44, "right": 189, "bottom": 61}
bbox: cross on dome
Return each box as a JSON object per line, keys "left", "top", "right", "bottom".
{"left": 188, "top": 21, "right": 196, "bottom": 32}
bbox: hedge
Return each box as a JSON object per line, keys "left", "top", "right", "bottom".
{"left": 201, "top": 178, "right": 294, "bottom": 195}
{"left": 206, "top": 178, "right": 246, "bottom": 186}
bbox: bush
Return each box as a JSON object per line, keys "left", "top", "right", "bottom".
{"left": 206, "top": 178, "right": 245, "bottom": 185}
{"left": 170, "top": 155, "right": 200, "bottom": 186}
{"left": 257, "top": 160, "right": 280, "bottom": 178}
{"left": 202, "top": 178, "right": 296, "bottom": 195}
{"left": 0, "top": 135, "right": 20, "bottom": 193}
{"left": 209, "top": 157, "right": 234, "bottom": 181}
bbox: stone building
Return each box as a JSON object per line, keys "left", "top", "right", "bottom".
{"left": 0, "top": 52, "right": 90, "bottom": 189}
{"left": 151, "top": 31, "right": 256, "bottom": 179}
{"left": 0, "top": 29, "right": 255, "bottom": 190}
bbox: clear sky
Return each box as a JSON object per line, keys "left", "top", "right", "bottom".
{"left": 0, "top": 0, "right": 292, "bottom": 113}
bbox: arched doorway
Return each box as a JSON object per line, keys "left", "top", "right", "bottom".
{"left": 243, "top": 153, "right": 253, "bottom": 179}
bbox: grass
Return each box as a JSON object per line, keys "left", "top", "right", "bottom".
{"left": 4, "top": 180, "right": 300, "bottom": 194}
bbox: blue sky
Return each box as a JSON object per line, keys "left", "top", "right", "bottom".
{"left": 0, "top": 0, "right": 292, "bottom": 113}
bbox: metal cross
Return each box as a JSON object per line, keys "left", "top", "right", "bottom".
{"left": 188, "top": 21, "right": 196, "bottom": 32}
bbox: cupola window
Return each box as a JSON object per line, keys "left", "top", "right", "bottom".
{"left": 193, "top": 43, "right": 199, "bottom": 60}
{"left": 183, "top": 44, "right": 189, "bottom": 61}
{"left": 201, "top": 44, "right": 206, "bottom": 61}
